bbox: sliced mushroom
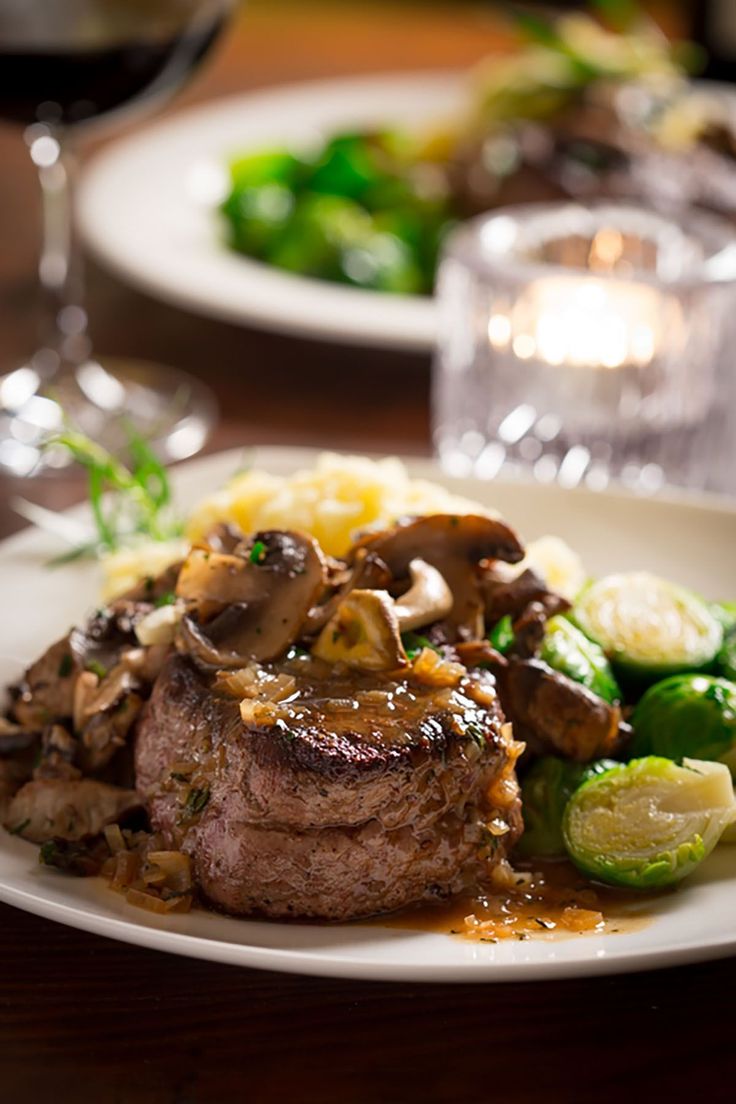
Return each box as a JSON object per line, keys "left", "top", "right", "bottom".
{"left": 73, "top": 664, "right": 143, "bottom": 773}
{"left": 303, "top": 549, "right": 392, "bottom": 635}
{"left": 0, "top": 756, "right": 36, "bottom": 821}
{"left": 11, "top": 633, "right": 83, "bottom": 728}
{"left": 312, "top": 590, "right": 408, "bottom": 672}
{"left": 354, "top": 514, "right": 524, "bottom": 641}
{"left": 393, "top": 558, "right": 453, "bottom": 631}
{"left": 4, "top": 779, "right": 141, "bottom": 843}
{"left": 0, "top": 717, "right": 37, "bottom": 755}
{"left": 500, "top": 658, "right": 629, "bottom": 763}
{"left": 177, "top": 530, "right": 326, "bottom": 668}
{"left": 33, "top": 725, "right": 80, "bottom": 782}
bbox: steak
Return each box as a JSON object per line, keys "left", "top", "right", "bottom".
{"left": 135, "top": 653, "right": 522, "bottom": 920}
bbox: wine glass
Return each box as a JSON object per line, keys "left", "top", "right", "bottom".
{"left": 0, "top": 0, "right": 234, "bottom": 477}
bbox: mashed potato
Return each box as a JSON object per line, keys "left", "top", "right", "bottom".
{"left": 101, "top": 452, "right": 585, "bottom": 601}
{"left": 186, "top": 452, "right": 493, "bottom": 557}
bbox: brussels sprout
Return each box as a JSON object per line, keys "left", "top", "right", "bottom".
{"left": 717, "top": 635, "right": 736, "bottom": 682}
{"left": 488, "top": 614, "right": 514, "bottom": 655}
{"left": 307, "top": 132, "right": 412, "bottom": 207}
{"left": 341, "top": 230, "right": 424, "bottom": 294}
{"left": 540, "top": 616, "right": 621, "bottom": 703}
{"left": 563, "top": 756, "right": 736, "bottom": 888}
{"left": 573, "top": 572, "right": 722, "bottom": 682}
{"left": 229, "top": 150, "right": 308, "bottom": 190}
{"left": 631, "top": 674, "right": 736, "bottom": 775}
{"left": 713, "top": 603, "right": 736, "bottom": 680}
{"left": 710, "top": 601, "right": 736, "bottom": 633}
{"left": 517, "top": 756, "right": 619, "bottom": 858}
{"left": 221, "top": 182, "right": 295, "bottom": 258}
{"left": 265, "top": 194, "right": 370, "bottom": 280}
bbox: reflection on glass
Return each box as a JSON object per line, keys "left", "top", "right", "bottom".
{"left": 0, "top": 0, "right": 233, "bottom": 476}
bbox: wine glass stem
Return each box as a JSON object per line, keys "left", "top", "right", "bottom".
{"left": 30, "top": 127, "right": 90, "bottom": 380}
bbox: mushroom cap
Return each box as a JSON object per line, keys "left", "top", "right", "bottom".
{"left": 177, "top": 530, "right": 326, "bottom": 668}
{"left": 353, "top": 514, "right": 524, "bottom": 640}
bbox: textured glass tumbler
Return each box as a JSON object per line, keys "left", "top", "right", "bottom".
{"left": 433, "top": 203, "right": 736, "bottom": 495}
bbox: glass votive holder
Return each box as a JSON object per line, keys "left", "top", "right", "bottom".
{"left": 432, "top": 202, "right": 736, "bottom": 495}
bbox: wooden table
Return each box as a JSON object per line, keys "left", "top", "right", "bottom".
{"left": 0, "top": 4, "right": 733, "bottom": 1101}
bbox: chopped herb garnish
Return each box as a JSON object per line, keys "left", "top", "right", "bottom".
{"left": 31, "top": 424, "right": 183, "bottom": 562}
{"left": 465, "top": 723, "right": 486, "bottom": 747}
{"left": 170, "top": 771, "right": 190, "bottom": 783}
{"left": 184, "top": 786, "right": 210, "bottom": 816}
{"left": 249, "top": 540, "right": 267, "bottom": 564}
{"left": 154, "top": 590, "right": 176, "bottom": 608}
{"left": 39, "top": 841, "right": 59, "bottom": 866}
{"left": 144, "top": 575, "right": 155, "bottom": 597}
{"left": 8, "top": 818, "right": 30, "bottom": 836}
{"left": 401, "top": 631, "right": 441, "bottom": 660}
{"left": 57, "top": 653, "right": 73, "bottom": 678}
{"left": 86, "top": 660, "right": 107, "bottom": 681}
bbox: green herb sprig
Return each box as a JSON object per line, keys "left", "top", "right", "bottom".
{"left": 16, "top": 425, "right": 184, "bottom": 564}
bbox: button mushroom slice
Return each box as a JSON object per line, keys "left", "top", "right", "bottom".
{"left": 0, "top": 752, "right": 37, "bottom": 821}
{"left": 302, "top": 549, "right": 392, "bottom": 635}
{"left": 73, "top": 664, "right": 143, "bottom": 773}
{"left": 4, "top": 779, "right": 141, "bottom": 843}
{"left": 177, "top": 530, "right": 327, "bottom": 668}
{"left": 353, "top": 514, "right": 525, "bottom": 641}
{"left": 0, "top": 717, "right": 38, "bottom": 755}
{"left": 11, "top": 632, "right": 84, "bottom": 728}
{"left": 33, "top": 724, "right": 81, "bottom": 782}
{"left": 392, "top": 558, "right": 453, "bottom": 631}
{"left": 500, "top": 657, "right": 629, "bottom": 763}
{"left": 312, "top": 589, "right": 409, "bottom": 672}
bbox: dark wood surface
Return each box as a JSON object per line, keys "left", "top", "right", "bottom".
{"left": 0, "top": 4, "right": 732, "bottom": 1102}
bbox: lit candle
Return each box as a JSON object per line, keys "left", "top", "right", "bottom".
{"left": 488, "top": 276, "right": 677, "bottom": 371}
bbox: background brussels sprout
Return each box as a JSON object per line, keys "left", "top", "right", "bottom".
{"left": 540, "top": 615, "right": 621, "bottom": 703}
{"left": 573, "top": 572, "right": 722, "bottom": 682}
{"left": 563, "top": 756, "right": 736, "bottom": 889}
{"left": 517, "top": 756, "right": 619, "bottom": 858}
{"left": 631, "top": 674, "right": 736, "bottom": 775}
{"left": 265, "top": 193, "right": 369, "bottom": 280}
{"left": 221, "top": 129, "right": 455, "bottom": 295}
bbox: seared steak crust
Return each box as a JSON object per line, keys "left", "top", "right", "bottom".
{"left": 136, "top": 655, "right": 521, "bottom": 920}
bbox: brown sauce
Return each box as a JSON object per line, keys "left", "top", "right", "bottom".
{"left": 372, "top": 861, "right": 654, "bottom": 941}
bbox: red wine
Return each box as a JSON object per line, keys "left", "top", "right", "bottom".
{"left": 0, "top": 2, "right": 228, "bottom": 127}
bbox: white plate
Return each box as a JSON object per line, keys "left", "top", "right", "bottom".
{"left": 2, "top": 445, "right": 736, "bottom": 981}
{"left": 77, "top": 72, "right": 462, "bottom": 350}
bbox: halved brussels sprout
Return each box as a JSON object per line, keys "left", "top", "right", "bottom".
{"left": 563, "top": 756, "right": 736, "bottom": 888}
{"left": 518, "top": 755, "right": 619, "bottom": 858}
{"left": 540, "top": 616, "right": 621, "bottom": 703}
{"left": 713, "top": 603, "right": 736, "bottom": 681}
{"left": 573, "top": 572, "right": 722, "bottom": 681}
{"left": 631, "top": 674, "right": 736, "bottom": 775}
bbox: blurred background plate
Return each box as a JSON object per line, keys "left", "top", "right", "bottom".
{"left": 77, "top": 71, "right": 462, "bottom": 351}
